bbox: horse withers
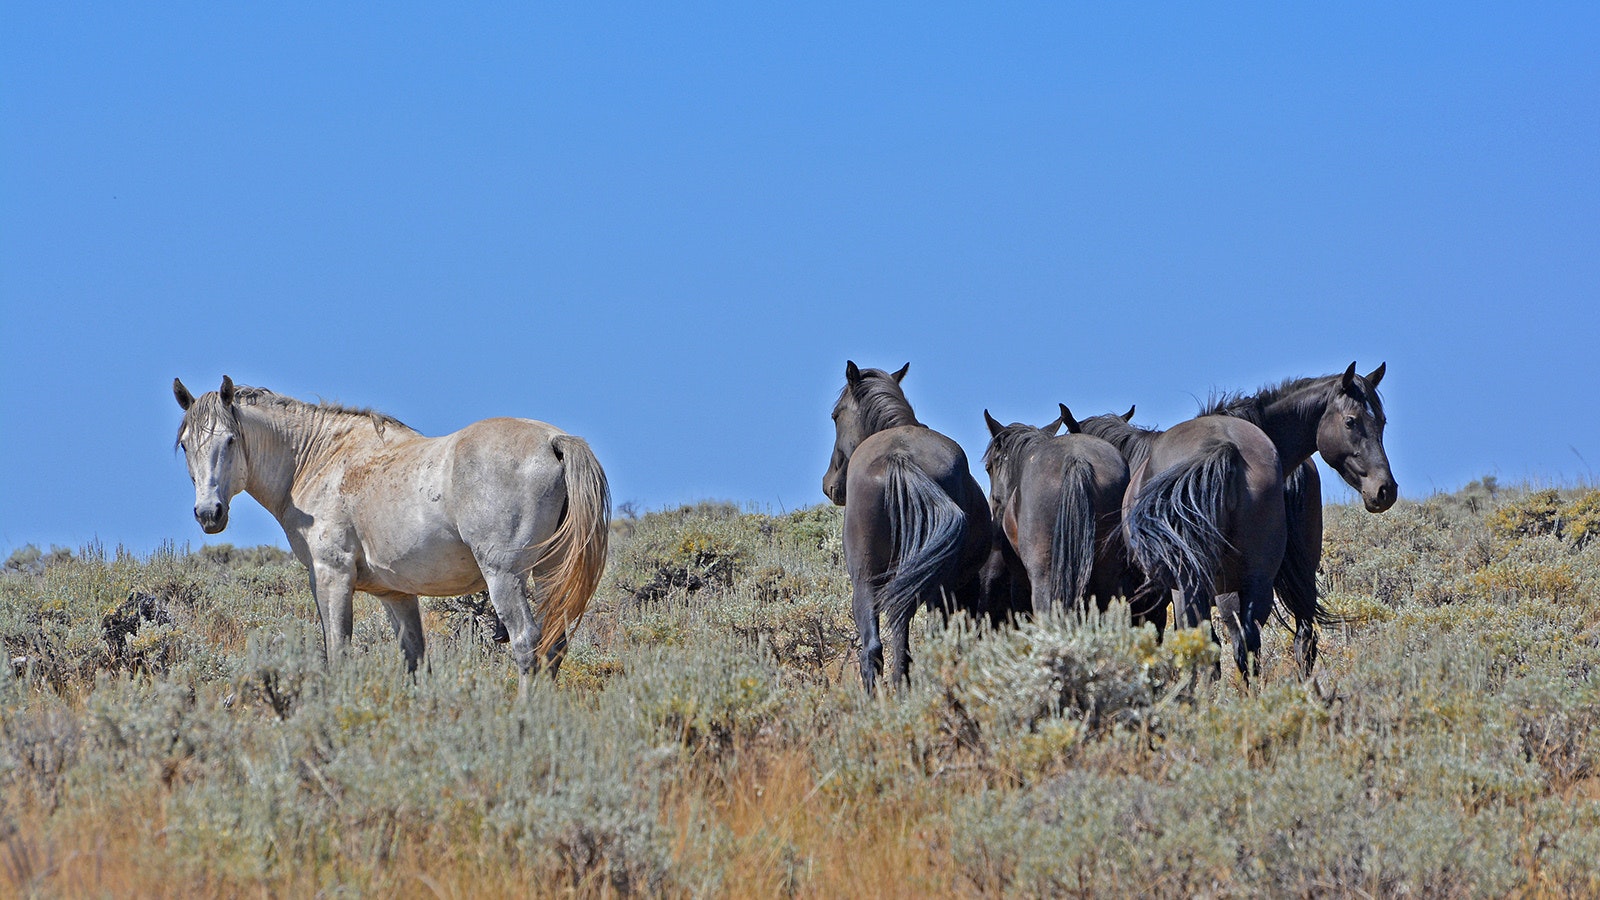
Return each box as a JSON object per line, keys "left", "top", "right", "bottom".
{"left": 982, "top": 405, "right": 1130, "bottom": 616}
{"left": 823, "top": 362, "right": 992, "bottom": 695}
{"left": 173, "top": 377, "right": 610, "bottom": 684}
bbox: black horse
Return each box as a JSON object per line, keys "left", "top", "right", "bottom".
{"left": 1080, "top": 363, "right": 1396, "bottom": 677}
{"left": 822, "top": 362, "right": 992, "bottom": 694}
{"left": 1200, "top": 362, "right": 1396, "bottom": 673}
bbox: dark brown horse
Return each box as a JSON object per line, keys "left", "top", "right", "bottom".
{"left": 823, "top": 362, "right": 992, "bottom": 694}
{"left": 1202, "top": 362, "right": 1396, "bottom": 674}
{"left": 982, "top": 405, "right": 1130, "bottom": 616}
{"left": 1081, "top": 407, "right": 1287, "bottom": 678}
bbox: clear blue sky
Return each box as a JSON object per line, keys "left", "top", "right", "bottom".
{"left": 3, "top": 4, "right": 1598, "bottom": 555}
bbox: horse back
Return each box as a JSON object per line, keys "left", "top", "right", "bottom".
{"left": 1146, "top": 416, "right": 1284, "bottom": 503}
{"left": 332, "top": 418, "right": 571, "bottom": 593}
{"left": 848, "top": 426, "right": 982, "bottom": 506}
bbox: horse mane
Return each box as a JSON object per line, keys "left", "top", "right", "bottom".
{"left": 1077, "top": 414, "right": 1160, "bottom": 469}
{"left": 1202, "top": 374, "right": 1386, "bottom": 427}
{"left": 982, "top": 423, "right": 1052, "bottom": 492}
{"left": 839, "top": 371, "right": 921, "bottom": 435}
{"left": 177, "top": 384, "right": 418, "bottom": 448}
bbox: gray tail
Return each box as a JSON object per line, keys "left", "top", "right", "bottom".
{"left": 1274, "top": 460, "right": 1340, "bottom": 628}
{"left": 1050, "top": 456, "right": 1098, "bottom": 608}
{"left": 1124, "top": 440, "right": 1239, "bottom": 599}
{"left": 878, "top": 454, "right": 970, "bottom": 635}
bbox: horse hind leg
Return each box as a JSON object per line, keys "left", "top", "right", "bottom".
{"left": 1129, "top": 578, "right": 1170, "bottom": 639}
{"left": 1214, "top": 591, "right": 1254, "bottom": 679}
{"left": 851, "top": 579, "right": 884, "bottom": 696}
{"left": 1294, "top": 618, "right": 1318, "bottom": 678}
{"left": 480, "top": 567, "right": 546, "bottom": 688}
{"left": 377, "top": 594, "right": 426, "bottom": 674}
{"left": 1220, "top": 579, "right": 1274, "bottom": 681}
{"left": 886, "top": 606, "right": 915, "bottom": 693}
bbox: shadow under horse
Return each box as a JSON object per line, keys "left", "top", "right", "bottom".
{"left": 823, "top": 362, "right": 993, "bottom": 695}
{"left": 982, "top": 405, "right": 1130, "bottom": 617}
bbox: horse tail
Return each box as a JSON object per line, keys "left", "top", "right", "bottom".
{"left": 1124, "top": 440, "right": 1239, "bottom": 602}
{"left": 878, "top": 453, "right": 969, "bottom": 635}
{"left": 1050, "top": 455, "right": 1098, "bottom": 609}
{"left": 1274, "top": 459, "right": 1340, "bottom": 628}
{"left": 534, "top": 434, "right": 612, "bottom": 654}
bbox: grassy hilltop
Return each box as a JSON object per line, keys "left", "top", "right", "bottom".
{"left": 3, "top": 481, "right": 1600, "bottom": 896}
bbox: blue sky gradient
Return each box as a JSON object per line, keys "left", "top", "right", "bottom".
{"left": 3, "top": 4, "right": 1598, "bottom": 553}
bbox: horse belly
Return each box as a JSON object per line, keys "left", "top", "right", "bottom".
{"left": 347, "top": 449, "right": 487, "bottom": 596}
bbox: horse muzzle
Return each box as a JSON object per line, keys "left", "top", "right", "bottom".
{"left": 1362, "top": 479, "right": 1397, "bottom": 513}
{"left": 195, "top": 501, "right": 229, "bottom": 534}
{"left": 823, "top": 479, "right": 846, "bottom": 506}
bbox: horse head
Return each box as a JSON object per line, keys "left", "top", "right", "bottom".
{"left": 822, "top": 361, "right": 909, "bottom": 505}
{"left": 981, "top": 408, "right": 1065, "bottom": 516}
{"left": 1316, "top": 362, "right": 1397, "bottom": 512}
{"left": 174, "top": 376, "right": 249, "bottom": 534}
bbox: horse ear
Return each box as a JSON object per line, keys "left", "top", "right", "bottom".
{"left": 1059, "top": 404, "right": 1082, "bottom": 434}
{"left": 1341, "top": 362, "right": 1359, "bottom": 394}
{"left": 220, "top": 375, "right": 235, "bottom": 406}
{"left": 891, "top": 362, "right": 909, "bottom": 383}
{"left": 845, "top": 361, "right": 862, "bottom": 385}
{"left": 1121, "top": 405, "right": 1136, "bottom": 423}
{"left": 984, "top": 410, "right": 1005, "bottom": 438}
{"left": 1042, "top": 414, "right": 1063, "bottom": 436}
{"left": 173, "top": 378, "right": 194, "bottom": 411}
{"left": 1365, "top": 362, "right": 1386, "bottom": 389}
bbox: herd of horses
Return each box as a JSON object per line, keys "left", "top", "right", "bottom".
{"left": 823, "top": 361, "right": 1395, "bottom": 694}
{"left": 171, "top": 360, "right": 1394, "bottom": 696}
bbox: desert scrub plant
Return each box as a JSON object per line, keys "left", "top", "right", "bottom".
{"left": 1487, "top": 487, "right": 1600, "bottom": 550}
{"left": 812, "top": 607, "right": 1218, "bottom": 794}
{"left": 7, "top": 483, "right": 1600, "bottom": 896}
{"left": 608, "top": 502, "right": 753, "bottom": 603}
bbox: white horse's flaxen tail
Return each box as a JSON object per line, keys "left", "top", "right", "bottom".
{"left": 533, "top": 434, "right": 611, "bottom": 654}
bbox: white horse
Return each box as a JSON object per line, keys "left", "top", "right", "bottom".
{"left": 173, "top": 376, "right": 610, "bottom": 680}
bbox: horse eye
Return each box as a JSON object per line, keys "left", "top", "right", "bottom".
{"left": 1344, "top": 416, "right": 1357, "bottom": 429}
{"left": 178, "top": 441, "right": 186, "bottom": 452}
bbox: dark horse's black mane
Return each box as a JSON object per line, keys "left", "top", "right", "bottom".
{"left": 1077, "top": 414, "right": 1161, "bottom": 471}
{"left": 1201, "top": 374, "right": 1386, "bottom": 428}
{"left": 839, "top": 370, "right": 922, "bottom": 437}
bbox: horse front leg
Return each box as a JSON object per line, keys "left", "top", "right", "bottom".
{"left": 308, "top": 563, "right": 356, "bottom": 668}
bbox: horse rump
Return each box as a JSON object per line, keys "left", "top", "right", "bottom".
{"left": 1049, "top": 455, "right": 1098, "bottom": 610}
{"left": 1123, "top": 439, "right": 1241, "bottom": 618}
{"left": 876, "top": 453, "right": 970, "bottom": 635}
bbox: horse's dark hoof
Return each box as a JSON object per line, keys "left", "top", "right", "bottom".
{"left": 491, "top": 619, "right": 510, "bottom": 644}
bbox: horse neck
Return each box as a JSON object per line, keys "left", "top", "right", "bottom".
{"left": 856, "top": 390, "right": 920, "bottom": 439}
{"left": 1253, "top": 380, "right": 1335, "bottom": 469}
{"left": 235, "top": 402, "right": 377, "bottom": 518}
